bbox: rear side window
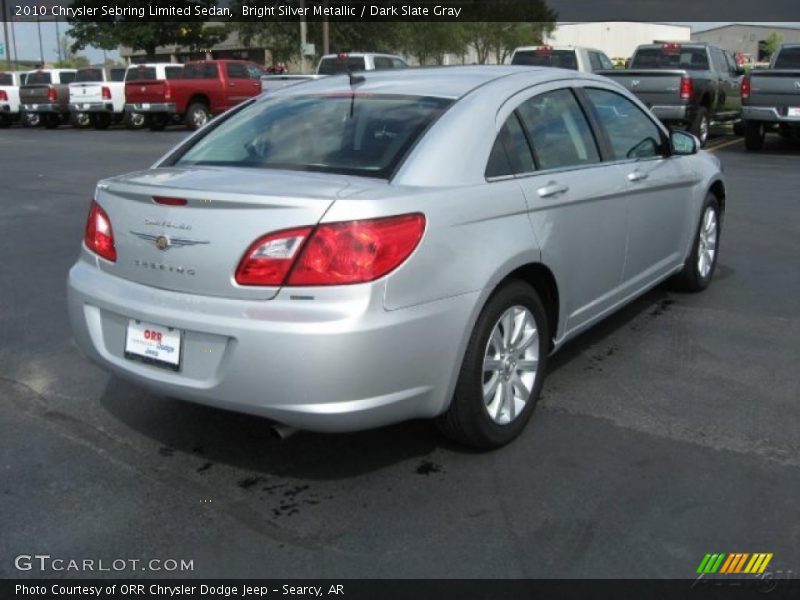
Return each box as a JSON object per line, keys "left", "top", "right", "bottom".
{"left": 511, "top": 49, "right": 579, "bottom": 70}
{"left": 0, "top": 73, "right": 13, "bottom": 85}
{"left": 374, "top": 57, "right": 392, "bottom": 70}
{"left": 631, "top": 47, "right": 710, "bottom": 70}
{"left": 486, "top": 115, "right": 535, "bottom": 178}
{"left": 774, "top": 47, "right": 800, "bottom": 69}
{"left": 589, "top": 52, "right": 603, "bottom": 71}
{"left": 26, "top": 71, "right": 52, "bottom": 84}
{"left": 317, "top": 57, "right": 367, "bottom": 75}
{"left": 584, "top": 88, "right": 665, "bottom": 160}
{"left": 165, "top": 66, "right": 183, "bottom": 80}
{"left": 110, "top": 68, "right": 126, "bottom": 82}
{"left": 226, "top": 63, "right": 248, "bottom": 79}
{"left": 516, "top": 89, "right": 600, "bottom": 171}
{"left": 184, "top": 63, "right": 218, "bottom": 79}
{"left": 60, "top": 72, "right": 76, "bottom": 83}
{"left": 126, "top": 67, "right": 156, "bottom": 81}
{"left": 75, "top": 68, "right": 103, "bottom": 83}
{"left": 392, "top": 59, "right": 408, "bottom": 69}
{"left": 174, "top": 94, "right": 452, "bottom": 179}
{"left": 247, "top": 64, "right": 266, "bottom": 79}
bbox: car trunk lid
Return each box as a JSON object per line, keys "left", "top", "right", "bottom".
{"left": 94, "top": 167, "right": 380, "bottom": 300}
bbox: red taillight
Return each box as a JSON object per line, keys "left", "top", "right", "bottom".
{"left": 153, "top": 196, "right": 187, "bottom": 206}
{"left": 0, "top": 90, "right": 7, "bottom": 101}
{"left": 235, "top": 227, "right": 313, "bottom": 286}
{"left": 741, "top": 74, "right": 751, "bottom": 100}
{"left": 680, "top": 75, "right": 693, "bottom": 101}
{"left": 101, "top": 86, "right": 111, "bottom": 100}
{"left": 235, "top": 214, "right": 426, "bottom": 287}
{"left": 47, "top": 86, "right": 57, "bottom": 103}
{"left": 84, "top": 201, "right": 116, "bottom": 262}
{"left": 164, "top": 85, "right": 171, "bottom": 101}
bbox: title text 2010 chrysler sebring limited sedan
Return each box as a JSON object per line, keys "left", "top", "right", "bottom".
{"left": 68, "top": 66, "right": 724, "bottom": 448}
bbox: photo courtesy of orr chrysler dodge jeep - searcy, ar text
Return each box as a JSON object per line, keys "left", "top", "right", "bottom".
{"left": 67, "top": 66, "right": 725, "bottom": 448}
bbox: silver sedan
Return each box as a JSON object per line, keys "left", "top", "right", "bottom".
{"left": 67, "top": 66, "right": 725, "bottom": 448}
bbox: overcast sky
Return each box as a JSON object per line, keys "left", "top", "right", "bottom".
{"left": 3, "top": 21, "right": 800, "bottom": 65}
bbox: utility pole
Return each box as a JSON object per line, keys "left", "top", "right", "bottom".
{"left": 299, "top": 0, "right": 307, "bottom": 73}
{"left": 36, "top": 16, "right": 45, "bottom": 66}
{"left": 55, "top": 20, "right": 63, "bottom": 63}
{"left": 322, "top": 0, "right": 330, "bottom": 55}
{"left": 10, "top": 10, "right": 18, "bottom": 69}
{"left": 1, "top": 0, "right": 11, "bottom": 69}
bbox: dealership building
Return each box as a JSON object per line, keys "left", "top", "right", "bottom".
{"left": 690, "top": 23, "right": 800, "bottom": 61}
{"left": 546, "top": 22, "right": 691, "bottom": 61}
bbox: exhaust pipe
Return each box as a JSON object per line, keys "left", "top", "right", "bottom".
{"left": 270, "top": 423, "right": 299, "bottom": 441}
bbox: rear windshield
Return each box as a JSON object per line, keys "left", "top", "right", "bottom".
{"left": 774, "top": 47, "right": 800, "bottom": 69}
{"left": 26, "top": 71, "right": 52, "bottom": 85}
{"left": 126, "top": 66, "right": 156, "bottom": 81}
{"left": 511, "top": 50, "right": 578, "bottom": 70}
{"left": 0, "top": 73, "right": 13, "bottom": 86}
{"left": 174, "top": 94, "right": 452, "bottom": 179}
{"left": 75, "top": 68, "right": 104, "bottom": 82}
{"left": 631, "top": 47, "right": 709, "bottom": 70}
{"left": 317, "top": 57, "right": 367, "bottom": 75}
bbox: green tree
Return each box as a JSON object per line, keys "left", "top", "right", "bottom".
{"left": 466, "top": 21, "right": 555, "bottom": 65}
{"left": 228, "top": 1, "right": 302, "bottom": 64}
{"left": 763, "top": 32, "right": 783, "bottom": 59}
{"left": 397, "top": 23, "right": 469, "bottom": 65}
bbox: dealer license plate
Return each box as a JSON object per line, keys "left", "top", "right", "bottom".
{"left": 124, "top": 320, "right": 182, "bottom": 370}
{"left": 787, "top": 107, "right": 800, "bottom": 118}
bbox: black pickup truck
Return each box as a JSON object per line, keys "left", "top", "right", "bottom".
{"left": 599, "top": 42, "right": 744, "bottom": 146}
{"left": 741, "top": 44, "right": 800, "bottom": 150}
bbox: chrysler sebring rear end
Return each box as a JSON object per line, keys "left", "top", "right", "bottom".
{"left": 68, "top": 67, "right": 725, "bottom": 448}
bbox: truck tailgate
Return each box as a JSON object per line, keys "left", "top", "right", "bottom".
{"left": 599, "top": 69, "right": 687, "bottom": 108}
{"left": 20, "top": 85, "right": 53, "bottom": 104}
{"left": 69, "top": 83, "right": 105, "bottom": 104}
{"left": 748, "top": 71, "right": 800, "bottom": 106}
{"left": 125, "top": 80, "right": 168, "bottom": 104}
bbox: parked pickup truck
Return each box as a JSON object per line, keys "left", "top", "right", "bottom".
{"left": 68, "top": 66, "right": 128, "bottom": 129}
{"left": 125, "top": 59, "right": 265, "bottom": 131}
{"left": 19, "top": 69, "right": 78, "bottom": 128}
{"left": 123, "top": 63, "right": 184, "bottom": 128}
{"left": 510, "top": 45, "right": 615, "bottom": 73}
{"left": 0, "top": 71, "right": 27, "bottom": 127}
{"left": 599, "top": 42, "right": 744, "bottom": 146}
{"left": 741, "top": 44, "right": 800, "bottom": 150}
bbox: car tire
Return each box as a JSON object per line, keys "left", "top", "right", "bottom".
{"left": 70, "top": 112, "right": 92, "bottom": 129}
{"left": 147, "top": 114, "right": 168, "bottom": 131}
{"left": 43, "top": 114, "right": 61, "bottom": 129}
{"left": 732, "top": 120, "right": 745, "bottom": 136}
{"left": 689, "top": 107, "right": 710, "bottom": 147}
{"left": 669, "top": 193, "right": 721, "bottom": 293}
{"left": 744, "top": 120, "right": 765, "bottom": 151}
{"left": 21, "top": 112, "right": 40, "bottom": 128}
{"left": 185, "top": 102, "right": 210, "bottom": 130}
{"left": 437, "top": 280, "right": 549, "bottom": 450}
{"left": 92, "top": 113, "right": 112, "bottom": 130}
{"left": 125, "top": 112, "right": 146, "bottom": 129}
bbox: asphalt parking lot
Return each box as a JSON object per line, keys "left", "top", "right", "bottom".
{"left": 1, "top": 127, "right": 798, "bottom": 579}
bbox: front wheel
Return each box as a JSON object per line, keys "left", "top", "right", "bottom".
{"left": 689, "top": 107, "right": 710, "bottom": 147}
{"left": 744, "top": 121, "right": 765, "bottom": 151}
{"left": 669, "top": 194, "right": 721, "bottom": 293}
{"left": 437, "top": 281, "right": 549, "bottom": 449}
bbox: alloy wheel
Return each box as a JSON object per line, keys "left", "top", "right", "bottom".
{"left": 697, "top": 206, "right": 718, "bottom": 278}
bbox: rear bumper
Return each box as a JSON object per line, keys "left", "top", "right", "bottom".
{"left": 125, "top": 102, "right": 177, "bottom": 114}
{"left": 21, "top": 103, "right": 64, "bottom": 113}
{"left": 0, "top": 102, "right": 17, "bottom": 115}
{"left": 742, "top": 106, "right": 800, "bottom": 123}
{"left": 69, "top": 102, "right": 117, "bottom": 113}
{"left": 650, "top": 104, "right": 690, "bottom": 122}
{"left": 67, "top": 256, "right": 477, "bottom": 432}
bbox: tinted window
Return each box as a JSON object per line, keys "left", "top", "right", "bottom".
{"left": 631, "top": 47, "right": 710, "bottom": 70}
{"left": 126, "top": 66, "right": 156, "bottom": 81}
{"left": 589, "top": 52, "right": 603, "bottom": 71}
{"left": 599, "top": 53, "right": 614, "bottom": 70}
{"left": 226, "top": 63, "right": 248, "bottom": 79}
{"left": 317, "top": 57, "right": 367, "bottom": 75}
{"left": 165, "top": 66, "right": 183, "bottom": 80}
{"left": 511, "top": 50, "right": 578, "bottom": 70}
{"left": 486, "top": 115, "right": 535, "bottom": 178}
{"left": 184, "top": 63, "right": 218, "bottom": 79}
{"left": 26, "top": 71, "right": 52, "bottom": 85}
{"left": 75, "top": 68, "right": 104, "bottom": 83}
{"left": 0, "top": 73, "right": 13, "bottom": 86}
{"left": 247, "top": 64, "right": 266, "bottom": 79}
{"left": 374, "top": 57, "right": 393, "bottom": 70}
{"left": 516, "top": 89, "right": 600, "bottom": 171}
{"left": 774, "top": 47, "right": 800, "bottom": 69}
{"left": 60, "top": 72, "right": 76, "bottom": 83}
{"left": 110, "top": 68, "right": 126, "bottom": 82}
{"left": 585, "top": 88, "right": 665, "bottom": 160}
{"left": 392, "top": 59, "right": 408, "bottom": 69}
{"left": 175, "top": 94, "right": 452, "bottom": 179}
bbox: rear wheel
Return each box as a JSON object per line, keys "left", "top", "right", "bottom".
{"left": 43, "top": 113, "right": 61, "bottom": 129}
{"left": 125, "top": 112, "right": 146, "bottom": 129}
{"left": 732, "top": 120, "right": 745, "bottom": 136}
{"left": 670, "top": 194, "right": 720, "bottom": 293}
{"left": 185, "top": 102, "right": 210, "bottom": 130}
{"left": 92, "top": 113, "right": 112, "bottom": 130}
{"left": 689, "top": 107, "right": 710, "bottom": 147}
{"left": 744, "top": 121, "right": 765, "bottom": 150}
{"left": 437, "top": 281, "right": 549, "bottom": 449}
{"left": 147, "top": 113, "right": 168, "bottom": 131}
{"left": 70, "top": 112, "right": 91, "bottom": 129}
{"left": 22, "top": 112, "right": 40, "bottom": 128}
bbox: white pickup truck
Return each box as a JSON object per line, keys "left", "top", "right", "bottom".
{"left": 69, "top": 66, "right": 128, "bottom": 129}
{"left": 123, "top": 62, "right": 184, "bottom": 128}
{"left": 0, "top": 71, "right": 28, "bottom": 127}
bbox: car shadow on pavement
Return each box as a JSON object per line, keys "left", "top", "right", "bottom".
{"left": 99, "top": 282, "right": 679, "bottom": 479}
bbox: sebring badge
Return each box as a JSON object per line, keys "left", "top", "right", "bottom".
{"left": 130, "top": 231, "right": 210, "bottom": 251}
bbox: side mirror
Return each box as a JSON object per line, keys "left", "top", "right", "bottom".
{"left": 670, "top": 130, "right": 699, "bottom": 155}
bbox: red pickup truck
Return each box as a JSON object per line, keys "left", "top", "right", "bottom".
{"left": 124, "top": 60, "right": 266, "bottom": 131}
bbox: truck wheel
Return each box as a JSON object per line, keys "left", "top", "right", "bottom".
{"left": 147, "top": 114, "right": 168, "bottom": 131}
{"left": 43, "top": 114, "right": 61, "bottom": 129}
{"left": 92, "top": 113, "right": 112, "bottom": 130}
{"left": 744, "top": 121, "right": 765, "bottom": 151}
{"left": 22, "top": 112, "right": 40, "bottom": 128}
{"left": 70, "top": 112, "right": 92, "bottom": 129}
{"left": 689, "top": 107, "right": 710, "bottom": 147}
{"left": 125, "top": 112, "right": 146, "bottom": 129}
{"left": 732, "top": 120, "right": 745, "bottom": 136}
{"left": 185, "top": 102, "right": 211, "bottom": 130}
{"left": 437, "top": 280, "right": 549, "bottom": 450}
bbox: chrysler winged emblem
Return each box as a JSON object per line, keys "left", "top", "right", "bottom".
{"left": 795, "top": 81, "right": 800, "bottom": 89}
{"left": 631, "top": 80, "right": 641, "bottom": 88}
{"left": 130, "top": 231, "right": 210, "bottom": 251}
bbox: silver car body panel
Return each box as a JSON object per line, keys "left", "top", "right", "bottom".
{"left": 68, "top": 66, "right": 724, "bottom": 432}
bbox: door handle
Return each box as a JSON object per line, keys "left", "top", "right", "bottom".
{"left": 228, "top": 82, "right": 236, "bottom": 87}
{"left": 627, "top": 170, "right": 649, "bottom": 182}
{"left": 537, "top": 182, "right": 569, "bottom": 198}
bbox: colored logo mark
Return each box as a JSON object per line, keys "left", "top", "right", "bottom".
{"left": 697, "top": 553, "right": 773, "bottom": 575}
